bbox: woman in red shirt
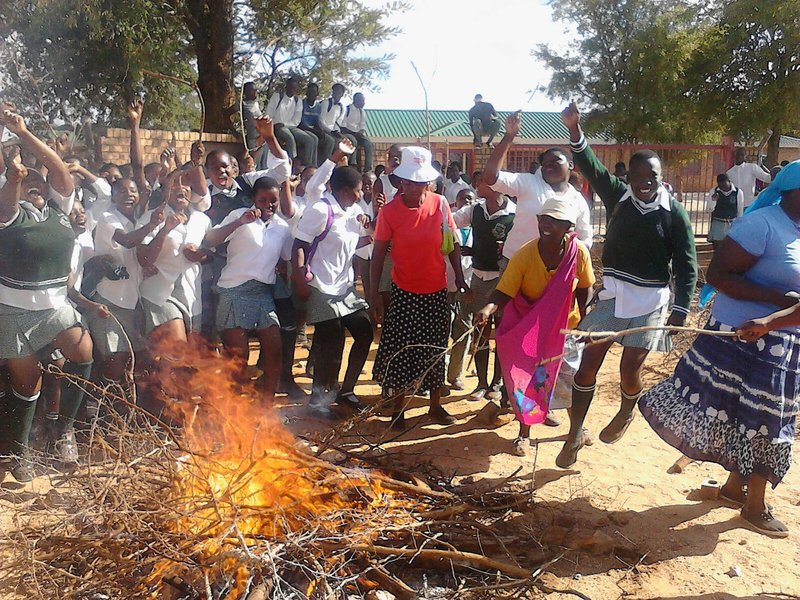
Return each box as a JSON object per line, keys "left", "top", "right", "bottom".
{"left": 370, "top": 147, "right": 470, "bottom": 429}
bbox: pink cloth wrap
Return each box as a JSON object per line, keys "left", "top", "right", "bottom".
{"left": 495, "top": 234, "right": 579, "bottom": 425}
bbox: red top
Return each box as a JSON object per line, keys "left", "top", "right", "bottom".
{"left": 374, "top": 192, "right": 458, "bottom": 294}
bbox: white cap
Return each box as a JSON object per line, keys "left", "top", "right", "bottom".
{"left": 539, "top": 196, "right": 579, "bottom": 225}
{"left": 392, "top": 146, "right": 441, "bottom": 183}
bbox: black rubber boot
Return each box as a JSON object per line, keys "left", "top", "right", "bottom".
{"left": 599, "top": 386, "right": 641, "bottom": 444}
{"left": 556, "top": 382, "right": 594, "bottom": 469}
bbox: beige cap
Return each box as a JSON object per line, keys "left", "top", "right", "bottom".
{"left": 539, "top": 196, "right": 579, "bottom": 225}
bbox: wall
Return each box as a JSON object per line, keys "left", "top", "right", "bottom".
{"left": 98, "top": 128, "right": 241, "bottom": 166}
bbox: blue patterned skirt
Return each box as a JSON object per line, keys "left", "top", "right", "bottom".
{"left": 639, "top": 317, "right": 799, "bottom": 487}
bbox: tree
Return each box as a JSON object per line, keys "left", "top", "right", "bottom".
{"left": 0, "top": 0, "right": 402, "bottom": 134}
{"left": 699, "top": 0, "right": 800, "bottom": 165}
{"left": 535, "top": 0, "right": 722, "bottom": 143}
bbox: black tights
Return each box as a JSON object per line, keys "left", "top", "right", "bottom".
{"left": 310, "top": 310, "right": 373, "bottom": 395}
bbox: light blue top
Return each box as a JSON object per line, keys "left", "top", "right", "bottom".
{"left": 712, "top": 204, "right": 800, "bottom": 330}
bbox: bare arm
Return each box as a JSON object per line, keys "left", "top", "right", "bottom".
{"left": 112, "top": 207, "right": 164, "bottom": 248}
{"left": 0, "top": 149, "right": 25, "bottom": 223}
{"left": 137, "top": 212, "right": 185, "bottom": 267}
{"left": 738, "top": 300, "right": 800, "bottom": 341}
{"left": 127, "top": 99, "right": 150, "bottom": 211}
{"left": 483, "top": 112, "right": 521, "bottom": 186}
{"left": 185, "top": 141, "right": 208, "bottom": 198}
{"left": 291, "top": 238, "right": 312, "bottom": 300}
{"left": 203, "top": 209, "right": 259, "bottom": 247}
{"left": 707, "top": 237, "right": 797, "bottom": 309}
{"left": 0, "top": 109, "right": 73, "bottom": 198}
{"left": 279, "top": 178, "right": 295, "bottom": 219}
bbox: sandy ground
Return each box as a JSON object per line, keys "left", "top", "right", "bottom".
{"left": 280, "top": 332, "right": 800, "bottom": 600}
{"left": 1, "top": 330, "right": 798, "bottom": 599}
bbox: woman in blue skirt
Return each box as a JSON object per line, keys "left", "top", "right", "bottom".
{"left": 639, "top": 162, "right": 800, "bottom": 537}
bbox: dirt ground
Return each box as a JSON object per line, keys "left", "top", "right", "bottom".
{"left": 1, "top": 331, "right": 798, "bottom": 599}
{"left": 281, "top": 333, "right": 800, "bottom": 600}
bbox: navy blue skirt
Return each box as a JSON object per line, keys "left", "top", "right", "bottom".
{"left": 639, "top": 317, "right": 799, "bottom": 487}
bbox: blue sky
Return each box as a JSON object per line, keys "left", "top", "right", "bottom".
{"left": 360, "top": 0, "right": 568, "bottom": 112}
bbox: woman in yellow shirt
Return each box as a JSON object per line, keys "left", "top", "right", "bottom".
{"left": 477, "top": 197, "right": 595, "bottom": 455}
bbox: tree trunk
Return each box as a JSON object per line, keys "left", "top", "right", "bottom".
{"left": 182, "top": 0, "right": 236, "bottom": 133}
{"left": 766, "top": 125, "right": 782, "bottom": 167}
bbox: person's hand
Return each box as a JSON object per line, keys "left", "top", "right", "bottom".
{"left": 474, "top": 306, "right": 494, "bottom": 328}
{"left": 149, "top": 204, "right": 166, "bottom": 225}
{"left": 665, "top": 310, "right": 687, "bottom": 334}
{"left": 95, "top": 303, "right": 112, "bottom": 319}
{"left": 127, "top": 98, "right": 144, "bottom": 124}
{"left": 711, "top": 192, "right": 719, "bottom": 202}
{"left": 0, "top": 101, "right": 17, "bottom": 117}
{"left": 164, "top": 212, "right": 187, "bottom": 232}
{"left": 190, "top": 141, "right": 205, "bottom": 166}
{"left": 5, "top": 149, "right": 28, "bottom": 182}
{"left": 369, "top": 292, "right": 383, "bottom": 325}
{"left": 0, "top": 110, "right": 27, "bottom": 136}
{"left": 737, "top": 318, "right": 771, "bottom": 342}
{"left": 457, "top": 280, "right": 473, "bottom": 303}
{"left": 160, "top": 146, "right": 177, "bottom": 171}
{"left": 560, "top": 100, "right": 581, "bottom": 131}
{"left": 55, "top": 133, "right": 69, "bottom": 157}
{"left": 356, "top": 214, "right": 370, "bottom": 228}
{"left": 182, "top": 243, "right": 208, "bottom": 263}
{"left": 237, "top": 208, "right": 260, "bottom": 226}
{"left": 254, "top": 115, "right": 275, "bottom": 139}
{"left": 504, "top": 111, "right": 522, "bottom": 138}
{"left": 331, "top": 137, "right": 356, "bottom": 164}
{"left": 374, "top": 192, "right": 387, "bottom": 210}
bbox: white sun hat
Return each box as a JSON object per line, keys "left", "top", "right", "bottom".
{"left": 539, "top": 196, "right": 579, "bottom": 225}
{"left": 392, "top": 146, "right": 441, "bottom": 183}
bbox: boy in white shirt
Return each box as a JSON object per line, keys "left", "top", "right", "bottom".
{"left": 444, "top": 161, "right": 472, "bottom": 206}
{"left": 726, "top": 147, "right": 772, "bottom": 209}
{"left": 266, "top": 77, "right": 318, "bottom": 167}
{"left": 340, "top": 92, "right": 373, "bottom": 172}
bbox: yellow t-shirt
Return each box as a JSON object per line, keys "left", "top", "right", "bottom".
{"left": 496, "top": 238, "right": 595, "bottom": 328}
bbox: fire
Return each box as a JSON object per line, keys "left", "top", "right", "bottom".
{"left": 141, "top": 334, "right": 412, "bottom": 598}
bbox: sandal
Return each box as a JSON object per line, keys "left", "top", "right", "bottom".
{"left": 428, "top": 405, "right": 456, "bottom": 425}
{"left": 512, "top": 437, "right": 527, "bottom": 456}
{"left": 741, "top": 508, "right": 789, "bottom": 538}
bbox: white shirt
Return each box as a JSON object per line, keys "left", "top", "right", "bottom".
{"left": 453, "top": 198, "right": 516, "bottom": 280}
{"left": 319, "top": 98, "right": 344, "bottom": 133}
{"left": 491, "top": 170, "right": 592, "bottom": 258}
{"left": 294, "top": 194, "right": 364, "bottom": 295}
{"left": 446, "top": 226, "right": 473, "bottom": 292}
{"left": 138, "top": 207, "right": 211, "bottom": 315}
{"left": 378, "top": 173, "right": 399, "bottom": 202}
{"left": 84, "top": 178, "right": 113, "bottom": 229}
{"left": 355, "top": 198, "right": 375, "bottom": 260}
{"left": 215, "top": 209, "right": 293, "bottom": 289}
{"left": 266, "top": 92, "right": 302, "bottom": 127}
{"left": 94, "top": 207, "right": 143, "bottom": 309}
{"left": 341, "top": 105, "right": 367, "bottom": 133}
{"left": 706, "top": 185, "right": 744, "bottom": 216}
{"left": 283, "top": 158, "right": 336, "bottom": 229}
{"left": 726, "top": 162, "right": 771, "bottom": 207}
{"left": 71, "top": 229, "right": 95, "bottom": 293}
{"left": 444, "top": 178, "right": 472, "bottom": 206}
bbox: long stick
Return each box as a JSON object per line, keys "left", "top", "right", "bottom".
{"left": 561, "top": 325, "right": 738, "bottom": 342}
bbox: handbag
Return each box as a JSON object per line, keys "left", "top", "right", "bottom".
{"left": 440, "top": 196, "right": 455, "bottom": 255}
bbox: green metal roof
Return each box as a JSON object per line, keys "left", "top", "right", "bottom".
{"left": 365, "top": 109, "right": 572, "bottom": 141}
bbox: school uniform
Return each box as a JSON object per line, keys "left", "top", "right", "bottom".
{"left": 266, "top": 91, "right": 318, "bottom": 167}
{"left": 86, "top": 207, "right": 145, "bottom": 355}
{"left": 570, "top": 133, "right": 697, "bottom": 352}
{"left": 139, "top": 207, "right": 211, "bottom": 334}
{"left": 443, "top": 178, "right": 472, "bottom": 206}
{"left": 706, "top": 185, "right": 744, "bottom": 241}
{"left": 71, "top": 229, "right": 95, "bottom": 294}
{"left": 0, "top": 199, "right": 82, "bottom": 359}
{"left": 213, "top": 208, "right": 293, "bottom": 332}
{"left": 340, "top": 105, "right": 373, "bottom": 171}
{"left": 295, "top": 187, "right": 372, "bottom": 400}
{"left": 301, "top": 98, "right": 336, "bottom": 165}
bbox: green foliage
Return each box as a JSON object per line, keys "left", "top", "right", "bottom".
{"left": 0, "top": 0, "right": 402, "bottom": 135}
{"left": 0, "top": 0, "right": 197, "bottom": 134}
{"left": 535, "top": 0, "right": 720, "bottom": 143}
{"left": 237, "top": 0, "right": 406, "bottom": 97}
{"left": 536, "top": 0, "right": 800, "bottom": 153}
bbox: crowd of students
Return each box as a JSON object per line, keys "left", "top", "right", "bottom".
{"left": 0, "top": 88, "right": 798, "bottom": 539}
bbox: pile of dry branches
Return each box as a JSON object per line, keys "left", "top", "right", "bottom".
{"left": 2, "top": 340, "right": 592, "bottom": 600}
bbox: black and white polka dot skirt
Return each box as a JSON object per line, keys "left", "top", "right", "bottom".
{"left": 373, "top": 284, "right": 449, "bottom": 399}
